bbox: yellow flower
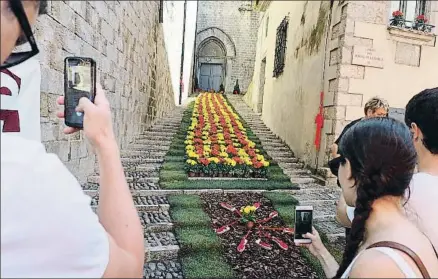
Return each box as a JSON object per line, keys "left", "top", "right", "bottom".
{"left": 186, "top": 159, "right": 197, "bottom": 165}
{"left": 263, "top": 161, "right": 270, "bottom": 167}
{"left": 250, "top": 206, "right": 257, "bottom": 212}
{"left": 243, "top": 206, "right": 251, "bottom": 214}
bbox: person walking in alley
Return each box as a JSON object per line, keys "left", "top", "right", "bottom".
{"left": 1, "top": 1, "right": 144, "bottom": 277}
{"left": 329, "top": 96, "right": 389, "bottom": 240}
{"left": 299, "top": 118, "right": 438, "bottom": 278}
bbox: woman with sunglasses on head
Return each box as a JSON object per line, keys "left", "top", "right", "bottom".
{"left": 1, "top": 1, "right": 144, "bottom": 278}
{"left": 299, "top": 118, "right": 438, "bottom": 278}
{"left": 329, "top": 96, "right": 390, "bottom": 241}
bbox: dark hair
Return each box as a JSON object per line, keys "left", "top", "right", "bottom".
{"left": 335, "top": 118, "right": 416, "bottom": 278}
{"left": 38, "top": 0, "right": 48, "bottom": 15}
{"left": 405, "top": 87, "right": 438, "bottom": 155}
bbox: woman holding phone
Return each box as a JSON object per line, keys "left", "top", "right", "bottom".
{"left": 299, "top": 118, "right": 438, "bottom": 278}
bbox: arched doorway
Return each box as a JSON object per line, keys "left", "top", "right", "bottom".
{"left": 198, "top": 39, "right": 226, "bottom": 91}
{"left": 195, "top": 27, "right": 236, "bottom": 92}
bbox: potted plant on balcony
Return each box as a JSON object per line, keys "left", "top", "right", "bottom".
{"left": 413, "top": 14, "right": 428, "bottom": 32}
{"left": 390, "top": 10, "right": 405, "bottom": 27}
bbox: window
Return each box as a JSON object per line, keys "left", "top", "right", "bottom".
{"left": 390, "top": 0, "right": 428, "bottom": 27}
{"left": 265, "top": 16, "right": 269, "bottom": 37}
{"left": 273, "top": 17, "right": 288, "bottom": 78}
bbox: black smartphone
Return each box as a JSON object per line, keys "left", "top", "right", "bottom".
{"left": 294, "top": 205, "right": 313, "bottom": 244}
{"left": 64, "top": 57, "right": 96, "bottom": 129}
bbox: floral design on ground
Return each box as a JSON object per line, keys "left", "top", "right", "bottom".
{"left": 215, "top": 201, "right": 294, "bottom": 252}
{"left": 185, "top": 93, "right": 269, "bottom": 178}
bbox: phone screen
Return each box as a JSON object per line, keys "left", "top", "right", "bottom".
{"left": 64, "top": 57, "right": 96, "bottom": 128}
{"left": 294, "top": 209, "right": 313, "bottom": 239}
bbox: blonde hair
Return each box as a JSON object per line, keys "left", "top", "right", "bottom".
{"left": 364, "top": 97, "right": 389, "bottom": 115}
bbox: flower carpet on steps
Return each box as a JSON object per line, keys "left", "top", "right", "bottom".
{"left": 201, "top": 192, "right": 317, "bottom": 279}
{"left": 185, "top": 93, "right": 270, "bottom": 178}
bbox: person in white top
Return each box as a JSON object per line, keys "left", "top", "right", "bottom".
{"left": 298, "top": 118, "right": 438, "bottom": 278}
{"left": 404, "top": 88, "right": 438, "bottom": 249}
{"left": 1, "top": 1, "right": 144, "bottom": 277}
{"left": 336, "top": 88, "right": 438, "bottom": 250}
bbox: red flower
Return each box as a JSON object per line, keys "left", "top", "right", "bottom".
{"left": 392, "top": 10, "right": 403, "bottom": 17}
{"left": 200, "top": 158, "right": 210, "bottom": 166}
{"left": 227, "top": 145, "right": 238, "bottom": 155}
{"left": 416, "top": 14, "right": 428, "bottom": 22}
{"left": 253, "top": 161, "right": 263, "bottom": 169}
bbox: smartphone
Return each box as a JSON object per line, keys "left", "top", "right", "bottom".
{"left": 294, "top": 205, "right": 313, "bottom": 244}
{"left": 64, "top": 57, "right": 96, "bottom": 128}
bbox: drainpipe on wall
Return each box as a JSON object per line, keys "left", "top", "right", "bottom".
{"left": 178, "top": 0, "right": 188, "bottom": 105}
{"left": 314, "top": 0, "right": 334, "bottom": 170}
{"left": 191, "top": 0, "right": 200, "bottom": 94}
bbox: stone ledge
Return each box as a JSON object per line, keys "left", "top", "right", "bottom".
{"left": 146, "top": 245, "right": 180, "bottom": 262}
{"left": 187, "top": 177, "right": 268, "bottom": 181}
{"left": 387, "top": 26, "right": 436, "bottom": 46}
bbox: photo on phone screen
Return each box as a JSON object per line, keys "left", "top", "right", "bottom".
{"left": 294, "top": 206, "right": 313, "bottom": 243}
{"left": 64, "top": 57, "right": 96, "bottom": 128}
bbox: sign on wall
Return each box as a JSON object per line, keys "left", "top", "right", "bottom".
{"left": 352, "top": 46, "right": 384, "bottom": 69}
{"left": 1, "top": 57, "right": 41, "bottom": 142}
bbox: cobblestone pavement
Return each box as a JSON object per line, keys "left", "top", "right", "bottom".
{"left": 83, "top": 107, "right": 185, "bottom": 279}
{"left": 227, "top": 95, "right": 345, "bottom": 244}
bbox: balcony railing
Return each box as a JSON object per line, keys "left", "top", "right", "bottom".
{"left": 389, "top": 18, "right": 435, "bottom": 33}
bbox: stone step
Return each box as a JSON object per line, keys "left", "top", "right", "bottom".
{"left": 298, "top": 200, "right": 337, "bottom": 218}
{"left": 121, "top": 157, "right": 164, "bottom": 165}
{"left": 283, "top": 168, "right": 312, "bottom": 176}
{"left": 83, "top": 180, "right": 161, "bottom": 191}
{"left": 292, "top": 188, "right": 341, "bottom": 202}
{"left": 133, "top": 139, "right": 172, "bottom": 146}
{"left": 145, "top": 232, "right": 180, "bottom": 261}
{"left": 128, "top": 144, "right": 170, "bottom": 151}
{"left": 139, "top": 211, "right": 174, "bottom": 233}
{"left": 144, "top": 260, "right": 183, "bottom": 279}
{"left": 273, "top": 157, "right": 303, "bottom": 165}
{"left": 289, "top": 176, "right": 317, "bottom": 185}
{"left": 121, "top": 150, "right": 167, "bottom": 157}
{"left": 267, "top": 152, "right": 296, "bottom": 160}
{"left": 136, "top": 134, "right": 175, "bottom": 142}
{"left": 261, "top": 146, "right": 291, "bottom": 153}
{"left": 140, "top": 131, "right": 175, "bottom": 137}
{"left": 89, "top": 194, "right": 169, "bottom": 209}
{"left": 87, "top": 175, "right": 160, "bottom": 185}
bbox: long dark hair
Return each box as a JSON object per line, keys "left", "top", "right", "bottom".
{"left": 335, "top": 117, "right": 417, "bottom": 277}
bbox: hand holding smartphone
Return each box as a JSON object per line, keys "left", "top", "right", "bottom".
{"left": 294, "top": 205, "right": 313, "bottom": 244}
{"left": 64, "top": 57, "right": 96, "bottom": 129}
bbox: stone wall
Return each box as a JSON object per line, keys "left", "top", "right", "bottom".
{"left": 322, "top": 0, "right": 438, "bottom": 168}
{"left": 195, "top": 1, "right": 260, "bottom": 92}
{"left": 246, "top": 1, "right": 333, "bottom": 168}
{"left": 35, "top": 1, "right": 175, "bottom": 182}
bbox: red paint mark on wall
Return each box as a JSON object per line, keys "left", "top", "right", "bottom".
{"left": 314, "top": 91, "right": 324, "bottom": 151}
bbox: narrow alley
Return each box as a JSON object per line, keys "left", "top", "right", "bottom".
{"left": 1, "top": 0, "right": 437, "bottom": 279}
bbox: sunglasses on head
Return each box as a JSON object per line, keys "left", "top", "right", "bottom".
{"left": 0, "top": 0, "right": 39, "bottom": 70}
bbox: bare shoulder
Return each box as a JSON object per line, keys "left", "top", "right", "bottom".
{"left": 349, "top": 249, "right": 406, "bottom": 278}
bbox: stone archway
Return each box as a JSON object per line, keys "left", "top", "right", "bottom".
{"left": 195, "top": 27, "right": 236, "bottom": 92}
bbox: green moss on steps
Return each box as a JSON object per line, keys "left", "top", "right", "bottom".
{"left": 168, "top": 195, "right": 235, "bottom": 279}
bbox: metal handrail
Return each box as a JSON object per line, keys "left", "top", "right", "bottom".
{"left": 389, "top": 18, "right": 435, "bottom": 33}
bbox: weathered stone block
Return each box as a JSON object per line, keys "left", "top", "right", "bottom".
{"left": 329, "top": 48, "right": 340, "bottom": 65}
{"left": 395, "top": 42, "right": 421, "bottom": 67}
{"left": 337, "top": 92, "right": 363, "bottom": 106}
{"left": 345, "top": 106, "right": 364, "bottom": 121}
{"left": 339, "top": 65, "right": 365, "bottom": 79}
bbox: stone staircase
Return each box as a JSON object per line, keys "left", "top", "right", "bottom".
{"left": 227, "top": 95, "right": 345, "bottom": 242}
{"left": 82, "top": 107, "right": 185, "bottom": 279}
